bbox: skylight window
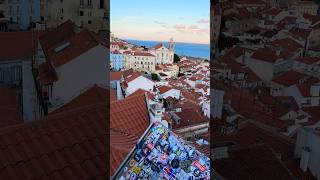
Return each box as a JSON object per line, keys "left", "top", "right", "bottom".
{"left": 54, "top": 41, "right": 71, "bottom": 53}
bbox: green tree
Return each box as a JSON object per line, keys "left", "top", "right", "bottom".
{"left": 174, "top": 54, "right": 180, "bottom": 63}
{"left": 151, "top": 73, "right": 160, "bottom": 81}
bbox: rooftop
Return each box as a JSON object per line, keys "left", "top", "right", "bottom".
{"left": 112, "top": 122, "right": 211, "bottom": 179}
{"left": 0, "top": 103, "right": 107, "bottom": 179}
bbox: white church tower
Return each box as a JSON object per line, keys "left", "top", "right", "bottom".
{"left": 168, "top": 38, "right": 174, "bottom": 64}
{"left": 169, "top": 37, "right": 174, "bottom": 50}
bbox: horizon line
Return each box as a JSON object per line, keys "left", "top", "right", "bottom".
{"left": 118, "top": 37, "right": 209, "bottom": 45}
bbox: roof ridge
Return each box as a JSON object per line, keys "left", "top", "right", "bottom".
{"left": 110, "top": 92, "right": 145, "bottom": 105}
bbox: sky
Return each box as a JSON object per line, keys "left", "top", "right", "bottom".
{"left": 110, "top": 0, "right": 210, "bottom": 44}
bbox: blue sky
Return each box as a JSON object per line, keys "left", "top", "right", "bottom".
{"left": 111, "top": 0, "right": 210, "bottom": 44}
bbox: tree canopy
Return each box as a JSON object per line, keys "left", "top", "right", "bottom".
{"left": 174, "top": 54, "right": 180, "bottom": 63}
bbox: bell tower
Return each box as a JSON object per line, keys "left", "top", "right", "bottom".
{"left": 169, "top": 38, "right": 174, "bottom": 50}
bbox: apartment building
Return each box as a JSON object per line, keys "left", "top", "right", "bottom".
{"left": 40, "top": 0, "right": 107, "bottom": 32}
{"left": 5, "top": 0, "right": 40, "bottom": 30}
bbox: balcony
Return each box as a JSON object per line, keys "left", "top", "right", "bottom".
{"left": 79, "top": 4, "right": 93, "bottom": 10}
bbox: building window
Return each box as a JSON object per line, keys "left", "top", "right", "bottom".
{"left": 79, "top": 11, "right": 84, "bottom": 16}
{"left": 41, "top": 16, "right": 44, "bottom": 21}
{"left": 60, "top": 16, "right": 63, "bottom": 20}
{"left": 88, "top": 20, "right": 91, "bottom": 24}
{"left": 80, "top": 0, "right": 84, "bottom": 5}
{"left": 87, "top": 0, "right": 92, "bottom": 6}
{"left": 100, "top": 0, "right": 104, "bottom": 8}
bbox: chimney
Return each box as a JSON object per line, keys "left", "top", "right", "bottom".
{"left": 276, "top": 48, "right": 281, "bottom": 56}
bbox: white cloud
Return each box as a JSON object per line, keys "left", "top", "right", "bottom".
{"left": 121, "top": 16, "right": 144, "bottom": 22}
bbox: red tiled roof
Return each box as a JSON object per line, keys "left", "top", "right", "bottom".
{"left": 223, "top": 46, "right": 246, "bottom": 59}
{"left": 174, "top": 107, "right": 207, "bottom": 129}
{"left": 273, "top": 70, "right": 316, "bottom": 87}
{"left": 158, "top": 85, "right": 172, "bottom": 94}
{"left": 295, "top": 57, "right": 320, "bottom": 65}
{"left": 309, "top": 44, "right": 320, "bottom": 51}
{"left": 189, "top": 74, "right": 204, "bottom": 81}
{"left": 110, "top": 93, "right": 149, "bottom": 175}
{"left": 284, "top": 159, "right": 317, "bottom": 180}
{"left": 131, "top": 51, "right": 155, "bottom": 57}
{"left": 39, "top": 20, "right": 75, "bottom": 53}
{"left": 123, "top": 50, "right": 131, "bottom": 54}
{"left": 301, "top": 106, "right": 320, "bottom": 125}
{"left": 0, "top": 31, "right": 40, "bottom": 60}
{"left": 251, "top": 47, "right": 279, "bottom": 63}
{"left": 269, "top": 38, "right": 302, "bottom": 52}
{"left": 223, "top": 87, "right": 294, "bottom": 130}
{"left": 214, "top": 145, "right": 295, "bottom": 180}
{"left": 110, "top": 71, "right": 122, "bottom": 81}
{"left": 222, "top": 58, "right": 261, "bottom": 82}
{"left": 297, "top": 79, "right": 320, "bottom": 97}
{"left": 111, "top": 50, "right": 121, "bottom": 54}
{"left": 196, "top": 84, "right": 206, "bottom": 89}
{"left": 48, "top": 30, "right": 100, "bottom": 67}
{"left": 110, "top": 89, "right": 117, "bottom": 102}
{"left": 154, "top": 43, "right": 163, "bottom": 49}
{"left": 110, "top": 42, "right": 125, "bottom": 46}
{"left": 0, "top": 85, "right": 23, "bottom": 128}
{"left": 0, "top": 103, "right": 107, "bottom": 179}
{"left": 40, "top": 21, "right": 101, "bottom": 68}
{"left": 303, "top": 13, "right": 320, "bottom": 25}
{"left": 213, "top": 120, "right": 295, "bottom": 157}
{"left": 38, "top": 62, "right": 58, "bottom": 85}
{"left": 123, "top": 71, "right": 142, "bottom": 83}
{"left": 262, "top": 7, "right": 282, "bottom": 16}
{"left": 50, "top": 85, "right": 107, "bottom": 114}
{"left": 127, "top": 88, "right": 155, "bottom": 100}
{"left": 289, "top": 28, "right": 312, "bottom": 40}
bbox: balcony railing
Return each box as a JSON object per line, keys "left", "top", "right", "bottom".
{"left": 79, "top": 4, "right": 93, "bottom": 9}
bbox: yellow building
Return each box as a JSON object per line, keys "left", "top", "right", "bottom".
{"left": 124, "top": 51, "right": 156, "bottom": 73}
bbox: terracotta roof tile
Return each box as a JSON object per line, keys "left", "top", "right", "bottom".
{"left": 262, "top": 7, "right": 282, "bottom": 16}
{"left": 214, "top": 145, "right": 295, "bottom": 180}
{"left": 251, "top": 47, "right": 279, "bottom": 63}
{"left": 0, "top": 102, "right": 107, "bottom": 179}
{"left": 123, "top": 71, "right": 142, "bottom": 83}
{"left": 157, "top": 85, "right": 172, "bottom": 94}
{"left": 0, "top": 31, "right": 40, "bottom": 60}
{"left": 110, "top": 89, "right": 117, "bottom": 102}
{"left": 38, "top": 61, "right": 58, "bottom": 85}
{"left": 110, "top": 71, "right": 122, "bottom": 81}
{"left": 127, "top": 88, "right": 155, "bottom": 100}
{"left": 39, "top": 21, "right": 102, "bottom": 68}
{"left": 0, "top": 85, "right": 23, "bottom": 128}
{"left": 273, "top": 70, "right": 317, "bottom": 87}
{"left": 154, "top": 43, "right": 163, "bottom": 49}
{"left": 49, "top": 30, "right": 99, "bottom": 67}
{"left": 295, "top": 57, "right": 320, "bottom": 65}
{"left": 110, "top": 93, "right": 149, "bottom": 175}
{"left": 131, "top": 51, "right": 155, "bottom": 57}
